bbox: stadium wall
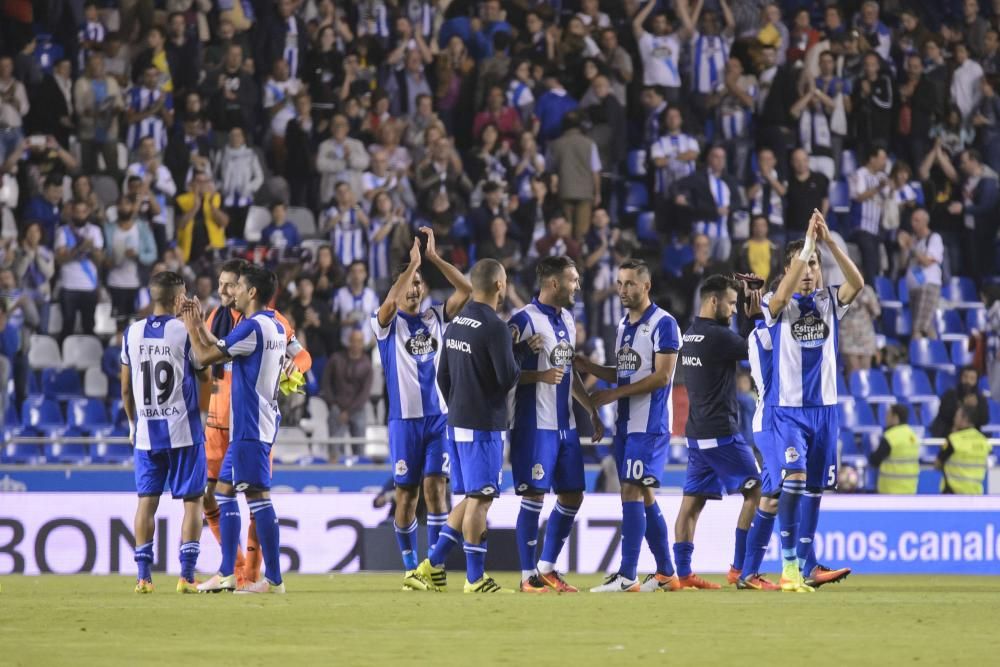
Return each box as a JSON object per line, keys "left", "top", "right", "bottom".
{"left": 2, "top": 494, "right": 999, "bottom": 576}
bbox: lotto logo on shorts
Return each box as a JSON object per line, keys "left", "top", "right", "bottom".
{"left": 785, "top": 447, "right": 800, "bottom": 464}
{"left": 517, "top": 483, "right": 528, "bottom": 493}
{"left": 235, "top": 482, "right": 249, "bottom": 492}
{"left": 395, "top": 459, "right": 408, "bottom": 477}
{"left": 640, "top": 476, "right": 656, "bottom": 487}
{"left": 531, "top": 464, "right": 545, "bottom": 481}
{"left": 481, "top": 486, "right": 496, "bottom": 495}
{"left": 743, "top": 478, "right": 758, "bottom": 490}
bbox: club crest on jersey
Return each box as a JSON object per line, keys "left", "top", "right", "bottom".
{"left": 617, "top": 344, "right": 641, "bottom": 377}
{"left": 639, "top": 324, "right": 651, "bottom": 337}
{"left": 405, "top": 330, "right": 438, "bottom": 361}
{"left": 790, "top": 313, "right": 829, "bottom": 348}
{"left": 395, "top": 459, "right": 408, "bottom": 477}
{"left": 151, "top": 321, "right": 161, "bottom": 328}
{"left": 531, "top": 463, "right": 545, "bottom": 481}
{"left": 785, "top": 447, "right": 800, "bottom": 464}
{"left": 549, "top": 340, "right": 574, "bottom": 368}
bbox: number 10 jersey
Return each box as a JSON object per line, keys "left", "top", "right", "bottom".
{"left": 122, "top": 315, "right": 205, "bottom": 451}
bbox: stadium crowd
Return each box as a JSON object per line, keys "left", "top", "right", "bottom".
{"left": 0, "top": 0, "right": 998, "bottom": 475}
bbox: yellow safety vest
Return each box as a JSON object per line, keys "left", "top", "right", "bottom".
{"left": 942, "top": 428, "right": 990, "bottom": 495}
{"left": 878, "top": 424, "right": 920, "bottom": 494}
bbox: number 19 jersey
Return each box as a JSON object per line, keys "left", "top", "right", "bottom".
{"left": 122, "top": 315, "right": 204, "bottom": 451}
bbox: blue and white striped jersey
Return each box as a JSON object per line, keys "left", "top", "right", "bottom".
{"left": 218, "top": 311, "right": 287, "bottom": 444}
{"left": 747, "top": 318, "right": 774, "bottom": 433}
{"left": 121, "top": 316, "right": 204, "bottom": 451}
{"left": 615, "top": 304, "right": 682, "bottom": 434}
{"left": 508, "top": 299, "right": 577, "bottom": 432}
{"left": 371, "top": 304, "right": 448, "bottom": 420}
{"left": 126, "top": 86, "right": 172, "bottom": 151}
{"left": 691, "top": 32, "right": 731, "bottom": 94}
{"left": 326, "top": 206, "right": 367, "bottom": 268}
{"left": 763, "top": 286, "right": 849, "bottom": 408}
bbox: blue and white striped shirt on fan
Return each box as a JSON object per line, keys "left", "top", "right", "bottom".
{"left": 126, "top": 87, "right": 172, "bottom": 151}
{"left": 325, "top": 205, "right": 367, "bottom": 267}
{"left": 694, "top": 173, "right": 731, "bottom": 240}
{"left": 691, "top": 32, "right": 731, "bottom": 94}
{"left": 367, "top": 217, "right": 394, "bottom": 283}
{"left": 849, "top": 166, "right": 886, "bottom": 235}
{"left": 283, "top": 17, "right": 301, "bottom": 78}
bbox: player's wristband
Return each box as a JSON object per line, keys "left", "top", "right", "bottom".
{"left": 798, "top": 236, "right": 816, "bottom": 262}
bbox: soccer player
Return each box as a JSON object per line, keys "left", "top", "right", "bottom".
{"left": 122, "top": 271, "right": 208, "bottom": 594}
{"left": 673, "top": 274, "right": 778, "bottom": 591}
{"left": 764, "top": 210, "right": 863, "bottom": 591}
{"left": 201, "top": 259, "right": 311, "bottom": 586}
{"left": 183, "top": 266, "right": 290, "bottom": 594}
{"left": 508, "top": 256, "right": 604, "bottom": 593}
{"left": 577, "top": 259, "right": 683, "bottom": 593}
{"left": 371, "top": 227, "right": 472, "bottom": 589}
{"left": 416, "top": 259, "right": 535, "bottom": 593}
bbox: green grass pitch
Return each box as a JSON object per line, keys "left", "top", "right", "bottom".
{"left": 2, "top": 574, "right": 998, "bottom": 666}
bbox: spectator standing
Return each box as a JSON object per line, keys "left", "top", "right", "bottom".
{"left": 287, "top": 275, "right": 337, "bottom": 359}
{"left": 674, "top": 145, "right": 742, "bottom": 261}
{"left": 214, "top": 126, "right": 264, "bottom": 240}
{"left": 124, "top": 135, "right": 176, "bottom": 255}
{"left": 284, "top": 93, "right": 322, "bottom": 210}
{"left": 853, "top": 52, "right": 894, "bottom": 157}
{"left": 473, "top": 84, "right": 522, "bottom": 147}
{"left": 534, "top": 214, "right": 581, "bottom": 261}
{"left": 899, "top": 209, "right": 943, "bottom": 340}
{"left": 103, "top": 193, "right": 156, "bottom": 325}
{"left": 11, "top": 221, "right": 54, "bottom": 301}
{"left": 54, "top": 199, "right": 104, "bottom": 339}
{"left": 332, "top": 261, "right": 379, "bottom": 349}
{"left": 125, "top": 65, "right": 174, "bottom": 152}
{"left": 307, "top": 244, "right": 345, "bottom": 303}
{"left": 260, "top": 202, "right": 301, "bottom": 250}
{"left": 649, "top": 107, "right": 699, "bottom": 198}
{"left": 785, "top": 148, "right": 829, "bottom": 242}
{"left": 716, "top": 56, "right": 757, "bottom": 183}
{"left": 747, "top": 147, "right": 787, "bottom": 246}
{"left": 317, "top": 113, "right": 370, "bottom": 204}
{"left": 972, "top": 75, "right": 1000, "bottom": 173}
{"left": 849, "top": 146, "right": 889, "bottom": 285}
{"left": 838, "top": 284, "right": 880, "bottom": 376}
{"left": 322, "top": 180, "right": 370, "bottom": 268}
{"left": 321, "top": 328, "right": 373, "bottom": 455}
{"left": 951, "top": 43, "right": 984, "bottom": 124}
{"left": 477, "top": 216, "right": 521, "bottom": 274}
{"left": 30, "top": 58, "right": 75, "bottom": 150}
{"left": 162, "top": 115, "right": 211, "bottom": 195}
{"left": 174, "top": 169, "right": 228, "bottom": 265}
{"left": 165, "top": 11, "right": 200, "bottom": 96}
{"left": 948, "top": 148, "right": 999, "bottom": 286}
{"left": 899, "top": 53, "right": 941, "bottom": 173}
{"left": 547, "top": 111, "right": 601, "bottom": 238}
{"left": 22, "top": 174, "right": 63, "bottom": 245}
{"left": 632, "top": 0, "right": 687, "bottom": 106}
{"left": 534, "top": 70, "right": 578, "bottom": 147}
{"left": 0, "top": 55, "right": 29, "bottom": 163}
{"left": 734, "top": 215, "right": 780, "bottom": 285}
{"left": 931, "top": 366, "right": 991, "bottom": 437}
{"left": 210, "top": 44, "right": 259, "bottom": 135}
{"left": 74, "top": 53, "right": 124, "bottom": 180}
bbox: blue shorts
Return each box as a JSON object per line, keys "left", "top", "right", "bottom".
{"left": 773, "top": 406, "right": 839, "bottom": 490}
{"left": 388, "top": 415, "right": 449, "bottom": 487}
{"left": 448, "top": 427, "right": 504, "bottom": 498}
{"left": 510, "top": 428, "right": 585, "bottom": 496}
{"left": 683, "top": 435, "right": 761, "bottom": 499}
{"left": 613, "top": 431, "right": 669, "bottom": 487}
{"left": 753, "top": 428, "right": 783, "bottom": 496}
{"left": 219, "top": 438, "right": 273, "bottom": 492}
{"left": 135, "top": 445, "right": 207, "bottom": 499}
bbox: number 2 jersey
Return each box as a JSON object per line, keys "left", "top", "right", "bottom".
{"left": 217, "top": 310, "right": 288, "bottom": 444}
{"left": 121, "top": 315, "right": 205, "bottom": 451}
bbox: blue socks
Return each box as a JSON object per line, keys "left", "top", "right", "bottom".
{"left": 673, "top": 541, "right": 694, "bottom": 578}
{"left": 428, "top": 524, "right": 462, "bottom": 567}
{"left": 779, "top": 479, "right": 806, "bottom": 564}
{"left": 516, "top": 498, "right": 543, "bottom": 576}
{"left": 732, "top": 527, "right": 748, "bottom": 572}
{"left": 538, "top": 502, "right": 578, "bottom": 572}
{"left": 797, "top": 491, "right": 822, "bottom": 575}
{"left": 620, "top": 501, "right": 646, "bottom": 580}
{"left": 179, "top": 541, "right": 200, "bottom": 583}
{"left": 394, "top": 519, "right": 419, "bottom": 571}
{"left": 135, "top": 540, "right": 153, "bottom": 581}
{"left": 217, "top": 493, "right": 241, "bottom": 577}
{"left": 247, "top": 498, "right": 282, "bottom": 586}
{"left": 741, "top": 509, "right": 776, "bottom": 580}
{"left": 644, "top": 502, "right": 675, "bottom": 576}
{"left": 464, "top": 541, "right": 487, "bottom": 584}
{"left": 427, "top": 512, "right": 447, "bottom": 551}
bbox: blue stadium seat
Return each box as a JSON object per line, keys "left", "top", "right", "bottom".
{"left": 22, "top": 396, "right": 64, "bottom": 431}
{"left": 985, "top": 400, "right": 1000, "bottom": 437}
{"left": 935, "top": 368, "right": 957, "bottom": 395}
{"left": 624, "top": 181, "right": 649, "bottom": 213}
{"left": 41, "top": 368, "right": 83, "bottom": 401}
{"left": 2, "top": 427, "right": 42, "bottom": 464}
{"left": 67, "top": 398, "right": 112, "bottom": 432}
{"left": 966, "top": 307, "right": 987, "bottom": 333}
{"left": 839, "top": 430, "right": 866, "bottom": 456}
{"left": 849, "top": 369, "right": 895, "bottom": 404}
{"left": 933, "top": 309, "right": 967, "bottom": 343}
{"left": 950, "top": 340, "right": 974, "bottom": 367}
{"left": 836, "top": 372, "right": 851, "bottom": 403}
{"left": 626, "top": 149, "right": 646, "bottom": 178}
{"left": 909, "top": 339, "right": 954, "bottom": 373}
{"left": 941, "top": 276, "right": 980, "bottom": 306}
{"left": 838, "top": 397, "right": 881, "bottom": 435}
{"left": 636, "top": 211, "right": 657, "bottom": 242}
{"left": 980, "top": 377, "right": 992, "bottom": 398}
{"left": 882, "top": 308, "right": 912, "bottom": 338}
{"left": 45, "top": 426, "right": 90, "bottom": 464}
{"left": 829, "top": 180, "right": 850, "bottom": 213}
{"left": 891, "top": 365, "right": 936, "bottom": 404}
{"left": 875, "top": 401, "right": 919, "bottom": 427}
{"left": 93, "top": 425, "right": 132, "bottom": 464}
{"left": 874, "top": 276, "right": 901, "bottom": 308}
{"left": 661, "top": 239, "right": 693, "bottom": 278}
{"left": 3, "top": 401, "right": 16, "bottom": 428}
{"left": 896, "top": 278, "right": 909, "bottom": 305}
{"left": 110, "top": 399, "right": 127, "bottom": 427}
{"left": 920, "top": 398, "right": 941, "bottom": 429}
{"left": 305, "top": 355, "right": 327, "bottom": 397}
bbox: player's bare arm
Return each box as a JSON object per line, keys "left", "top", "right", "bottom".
{"left": 573, "top": 352, "right": 617, "bottom": 384}
{"left": 768, "top": 210, "right": 820, "bottom": 318}
{"left": 420, "top": 226, "right": 473, "bottom": 320}
{"left": 591, "top": 351, "right": 678, "bottom": 406}
{"left": 377, "top": 237, "right": 421, "bottom": 327}
{"left": 815, "top": 215, "right": 865, "bottom": 305}
{"left": 182, "top": 297, "right": 228, "bottom": 366}
{"left": 572, "top": 370, "right": 605, "bottom": 443}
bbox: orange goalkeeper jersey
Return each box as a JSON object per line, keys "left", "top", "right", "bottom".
{"left": 205, "top": 307, "right": 313, "bottom": 430}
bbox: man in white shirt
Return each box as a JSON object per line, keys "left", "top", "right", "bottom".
{"left": 849, "top": 146, "right": 889, "bottom": 284}
{"left": 633, "top": 0, "right": 689, "bottom": 106}
{"left": 900, "top": 208, "right": 944, "bottom": 339}
{"left": 55, "top": 199, "right": 105, "bottom": 339}
{"left": 952, "top": 42, "right": 984, "bottom": 122}
{"left": 317, "top": 113, "right": 370, "bottom": 204}
{"left": 649, "top": 107, "right": 699, "bottom": 196}
{"left": 0, "top": 56, "right": 29, "bottom": 163}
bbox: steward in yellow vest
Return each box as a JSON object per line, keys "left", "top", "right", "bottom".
{"left": 936, "top": 406, "right": 990, "bottom": 495}
{"left": 870, "top": 404, "right": 920, "bottom": 494}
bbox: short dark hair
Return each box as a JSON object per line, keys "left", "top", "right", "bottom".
{"left": 150, "top": 271, "right": 185, "bottom": 307}
{"left": 537, "top": 256, "right": 576, "bottom": 283}
{"left": 888, "top": 403, "right": 910, "bottom": 424}
{"left": 784, "top": 238, "right": 822, "bottom": 268}
{"left": 961, "top": 148, "right": 983, "bottom": 164}
{"left": 240, "top": 265, "right": 277, "bottom": 306}
{"left": 618, "top": 259, "right": 650, "bottom": 280}
{"left": 390, "top": 262, "right": 421, "bottom": 284}
{"left": 960, "top": 364, "right": 979, "bottom": 378}
{"left": 348, "top": 260, "right": 368, "bottom": 275}
{"left": 44, "top": 174, "right": 62, "bottom": 189}
{"left": 219, "top": 258, "right": 247, "bottom": 277}
{"left": 700, "top": 274, "right": 739, "bottom": 299}
{"left": 470, "top": 258, "right": 505, "bottom": 293}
